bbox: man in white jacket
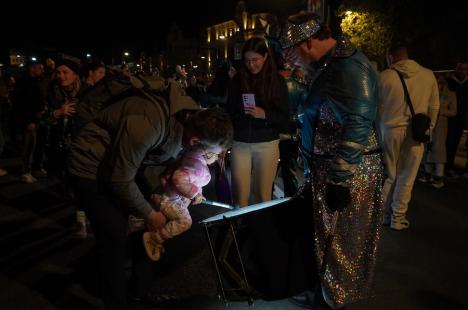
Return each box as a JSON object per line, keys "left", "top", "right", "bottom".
{"left": 378, "top": 46, "right": 440, "bottom": 230}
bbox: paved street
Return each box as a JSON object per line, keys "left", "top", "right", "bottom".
{"left": 1, "top": 142, "right": 468, "bottom": 310}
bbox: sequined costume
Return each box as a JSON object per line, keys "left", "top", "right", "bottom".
{"left": 301, "top": 38, "right": 384, "bottom": 308}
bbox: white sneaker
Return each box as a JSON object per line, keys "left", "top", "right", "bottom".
{"left": 390, "top": 218, "right": 410, "bottom": 231}
{"left": 21, "top": 173, "right": 38, "bottom": 184}
{"left": 0, "top": 168, "right": 7, "bottom": 177}
{"left": 431, "top": 180, "right": 445, "bottom": 189}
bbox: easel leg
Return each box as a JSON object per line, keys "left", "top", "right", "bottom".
{"left": 203, "top": 225, "right": 228, "bottom": 305}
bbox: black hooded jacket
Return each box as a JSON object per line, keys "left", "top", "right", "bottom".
{"left": 226, "top": 73, "right": 289, "bottom": 142}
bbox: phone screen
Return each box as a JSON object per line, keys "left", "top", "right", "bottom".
{"left": 242, "top": 93, "right": 256, "bottom": 108}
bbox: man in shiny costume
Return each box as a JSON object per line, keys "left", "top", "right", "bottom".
{"left": 280, "top": 12, "right": 384, "bottom": 309}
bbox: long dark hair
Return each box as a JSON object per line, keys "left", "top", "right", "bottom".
{"left": 239, "top": 36, "right": 281, "bottom": 107}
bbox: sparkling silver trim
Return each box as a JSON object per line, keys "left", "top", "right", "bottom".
{"left": 279, "top": 19, "right": 321, "bottom": 49}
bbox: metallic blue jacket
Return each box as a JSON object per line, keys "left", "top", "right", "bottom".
{"left": 301, "top": 44, "right": 380, "bottom": 183}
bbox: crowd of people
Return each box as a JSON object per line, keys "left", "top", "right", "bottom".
{"left": 0, "top": 10, "right": 467, "bottom": 310}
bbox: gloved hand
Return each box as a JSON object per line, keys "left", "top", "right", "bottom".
{"left": 294, "top": 178, "right": 313, "bottom": 201}
{"left": 326, "top": 183, "right": 351, "bottom": 212}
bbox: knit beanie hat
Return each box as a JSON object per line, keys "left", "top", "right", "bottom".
{"left": 55, "top": 57, "right": 81, "bottom": 75}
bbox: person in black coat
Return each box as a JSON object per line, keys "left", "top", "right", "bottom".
{"left": 11, "top": 61, "right": 47, "bottom": 183}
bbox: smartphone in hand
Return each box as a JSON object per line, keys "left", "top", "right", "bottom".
{"left": 242, "top": 93, "right": 256, "bottom": 109}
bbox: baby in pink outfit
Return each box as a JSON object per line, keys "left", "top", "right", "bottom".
{"left": 143, "top": 109, "right": 232, "bottom": 261}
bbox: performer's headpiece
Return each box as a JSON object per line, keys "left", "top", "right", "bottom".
{"left": 279, "top": 13, "right": 321, "bottom": 49}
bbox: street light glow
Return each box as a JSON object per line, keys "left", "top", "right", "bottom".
{"left": 201, "top": 56, "right": 206, "bottom": 59}
{"left": 31, "top": 57, "right": 37, "bottom": 61}
{"left": 219, "top": 35, "right": 225, "bottom": 39}
{"left": 86, "top": 53, "right": 91, "bottom": 58}
{"left": 124, "top": 52, "right": 130, "bottom": 56}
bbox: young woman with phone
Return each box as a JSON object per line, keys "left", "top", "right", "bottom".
{"left": 226, "top": 37, "right": 289, "bottom": 207}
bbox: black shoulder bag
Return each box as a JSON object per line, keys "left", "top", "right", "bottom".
{"left": 392, "top": 68, "right": 431, "bottom": 143}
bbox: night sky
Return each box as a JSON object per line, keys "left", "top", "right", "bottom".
{"left": 0, "top": 0, "right": 306, "bottom": 64}
{"left": 1, "top": 0, "right": 466, "bottom": 69}
{"left": 2, "top": 0, "right": 305, "bottom": 47}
